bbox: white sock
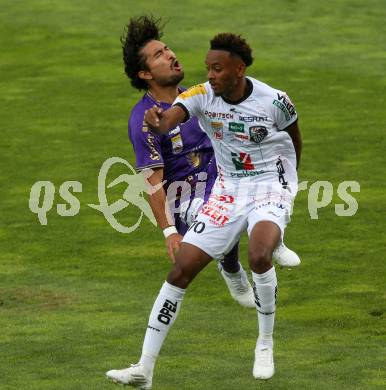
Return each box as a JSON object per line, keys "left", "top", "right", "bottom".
{"left": 139, "top": 281, "right": 185, "bottom": 373}
{"left": 252, "top": 266, "right": 277, "bottom": 349}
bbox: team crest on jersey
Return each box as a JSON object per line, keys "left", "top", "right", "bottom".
{"left": 169, "top": 126, "right": 183, "bottom": 154}
{"left": 187, "top": 152, "right": 201, "bottom": 168}
{"left": 211, "top": 122, "right": 223, "bottom": 140}
{"left": 249, "top": 126, "right": 268, "bottom": 144}
{"left": 171, "top": 134, "right": 183, "bottom": 154}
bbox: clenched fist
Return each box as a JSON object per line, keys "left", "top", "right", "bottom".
{"left": 144, "top": 105, "right": 164, "bottom": 131}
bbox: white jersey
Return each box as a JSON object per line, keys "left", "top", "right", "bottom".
{"left": 174, "top": 77, "right": 298, "bottom": 190}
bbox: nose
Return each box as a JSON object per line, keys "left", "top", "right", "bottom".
{"left": 168, "top": 49, "right": 176, "bottom": 60}
{"left": 207, "top": 69, "right": 215, "bottom": 81}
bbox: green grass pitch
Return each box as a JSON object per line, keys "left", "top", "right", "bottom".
{"left": 1, "top": 0, "right": 385, "bottom": 389}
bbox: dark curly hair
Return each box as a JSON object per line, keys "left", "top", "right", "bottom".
{"left": 210, "top": 33, "right": 253, "bottom": 67}
{"left": 121, "top": 15, "right": 164, "bottom": 90}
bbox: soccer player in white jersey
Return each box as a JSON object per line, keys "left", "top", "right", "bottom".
{"left": 106, "top": 32, "right": 302, "bottom": 387}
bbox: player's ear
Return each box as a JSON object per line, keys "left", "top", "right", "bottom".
{"left": 138, "top": 70, "right": 153, "bottom": 81}
{"left": 236, "top": 61, "right": 246, "bottom": 77}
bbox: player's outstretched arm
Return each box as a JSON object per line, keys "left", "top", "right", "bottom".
{"left": 144, "top": 105, "right": 186, "bottom": 134}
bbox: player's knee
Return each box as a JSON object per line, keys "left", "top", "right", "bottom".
{"left": 167, "top": 263, "right": 193, "bottom": 289}
{"left": 248, "top": 246, "right": 272, "bottom": 271}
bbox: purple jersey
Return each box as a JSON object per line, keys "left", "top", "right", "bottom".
{"left": 128, "top": 91, "right": 217, "bottom": 234}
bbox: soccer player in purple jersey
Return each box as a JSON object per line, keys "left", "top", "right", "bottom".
{"left": 121, "top": 15, "right": 256, "bottom": 310}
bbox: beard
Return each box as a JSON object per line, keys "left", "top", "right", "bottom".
{"left": 156, "top": 71, "right": 185, "bottom": 87}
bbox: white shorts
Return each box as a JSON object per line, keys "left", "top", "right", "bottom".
{"left": 182, "top": 176, "right": 295, "bottom": 260}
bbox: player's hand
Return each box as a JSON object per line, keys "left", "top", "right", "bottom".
{"left": 144, "top": 105, "right": 163, "bottom": 130}
{"left": 165, "top": 233, "right": 183, "bottom": 263}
